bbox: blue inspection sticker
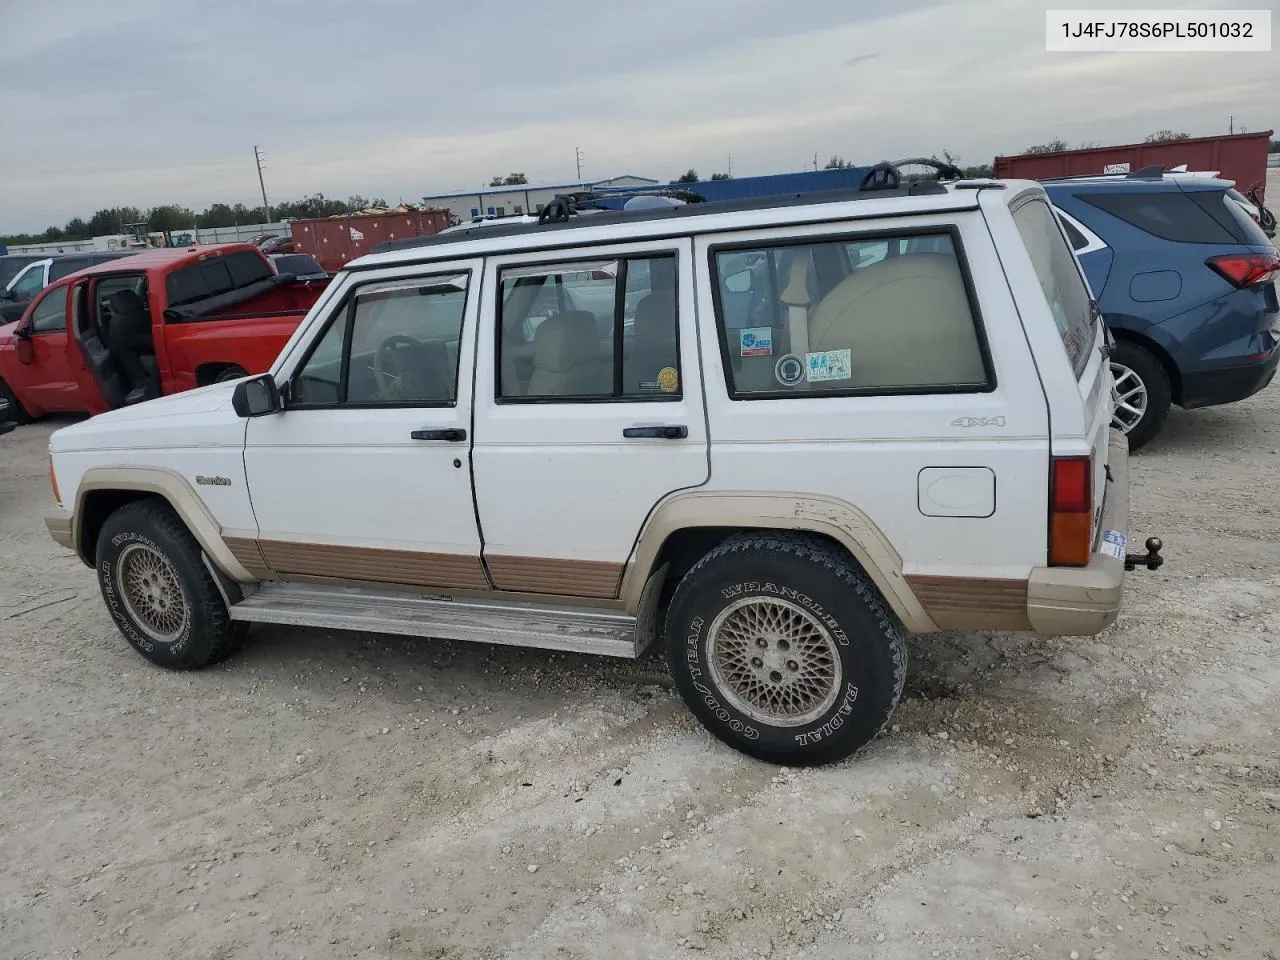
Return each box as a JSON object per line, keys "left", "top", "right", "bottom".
{"left": 739, "top": 326, "right": 773, "bottom": 357}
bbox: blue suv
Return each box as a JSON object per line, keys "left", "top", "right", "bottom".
{"left": 1044, "top": 173, "right": 1279, "bottom": 449}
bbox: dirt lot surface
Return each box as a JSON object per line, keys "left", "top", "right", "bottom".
{"left": 2, "top": 388, "right": 1278, "bottom": 960}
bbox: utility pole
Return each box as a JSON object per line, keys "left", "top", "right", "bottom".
{"left": 727, "top": 153, "right": 733, "bottom": 177}
{"left": 813, "top": 152, "right": 819, "bottom": 172}
{"left": 1229, "top": 115, "right": 1234, "bottom": 135}
{"left": 575, "top": 146, "right": 583, "bottom": 180}
{"left": 253, "top": 145, "right": 271, "bottom": 221}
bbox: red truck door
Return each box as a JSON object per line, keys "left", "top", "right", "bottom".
{"left": 14, "top": 284, "right": 84, "bottom": 414}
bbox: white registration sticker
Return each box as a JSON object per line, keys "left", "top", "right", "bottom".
{"left": 1099, "top": 529, "right": 1127, "bottom": 559}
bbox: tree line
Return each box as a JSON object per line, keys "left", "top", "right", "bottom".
{"left": 2, "top": 193, "right": 389, "bottom": 247}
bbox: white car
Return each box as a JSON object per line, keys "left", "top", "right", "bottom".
{"left": 44, "top": 177, "right": 1160, "bottom": 766}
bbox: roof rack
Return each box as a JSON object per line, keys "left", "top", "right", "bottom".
{"left": 371, "top": 159, "right": 974, "bottom": 257}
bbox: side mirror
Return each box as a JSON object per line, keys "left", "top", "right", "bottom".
{"left": 231, "top": 374, "right": 282, "bottom": 418}
{"left": 16, "top": 336, "right": 34, "bottom": 365}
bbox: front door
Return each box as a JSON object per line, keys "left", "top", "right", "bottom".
{"left": 243, "top": 260, "right": 488, "bottom": 591}
{"left": 471, "top": 238, "right": 709, "bottom": 598}
{"left": 20, "top": 284, "right": 80, "bottom": 413}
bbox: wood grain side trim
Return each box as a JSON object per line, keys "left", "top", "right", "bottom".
{"left": 485, "top": 555, "right": 623, "bottom": 599}
{"left": 905, "top": 575, "right": 1032, "bottom": 631}
{"left": 223, "top": 537, "right": 273, "bottom": 580}
{"left": 252, "top": 539, "right": 490, "bottom": 591}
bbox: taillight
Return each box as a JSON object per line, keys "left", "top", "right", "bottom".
{"left": 1050, "top": 456, "right": 1092, "bottom": 567}
{"left": 1206, "top": 252, "right": 1280, "bottom": 288}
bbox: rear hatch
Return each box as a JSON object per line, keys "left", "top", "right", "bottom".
{"left": 1008, "top": 197, "right": 1112, "bottom": 560}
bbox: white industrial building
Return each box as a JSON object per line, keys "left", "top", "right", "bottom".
{"left": 422, "top": 175, "right": 658, "bottom": 223}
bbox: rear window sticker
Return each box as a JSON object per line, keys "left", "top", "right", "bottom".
{"left": 739, "top": 326, "right": 773, "bottom": 357}
{"left": 774, "top": 354, "right": 805, "bottom": 386}
{"left": 805, "top": 349, "right": 852, "bottom": 383}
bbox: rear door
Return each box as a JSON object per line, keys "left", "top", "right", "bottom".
{"left": 470, "top": 238, "right": 709, "bottom": 598}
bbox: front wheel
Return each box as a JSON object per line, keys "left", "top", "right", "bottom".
{"left": 95, "top": 499, "right": 245, "bottom": 669}
{"left": 1109, "top": 341, "right": 1171, "bottom": 452}
{"left": 664, "top": 533, "right": 907, "bottom": 766}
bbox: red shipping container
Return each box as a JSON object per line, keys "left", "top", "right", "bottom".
{"left": 995, "top": 131, "right": 1274, "bottom": 202}
{"left": 290, "top": 209, "right": 452, "bottom": 274}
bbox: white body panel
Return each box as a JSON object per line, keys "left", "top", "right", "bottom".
{"left": 48, "top": 382, "right": 258, "bottom": 533}
{"left": 692, "top": 211, "right": 1052, "bottom": 581}
{"left": 243, "top": 260, "right": 484, "bottom": 557}
{"left": 470, "top": 239, "right": 709, "bottom": 565}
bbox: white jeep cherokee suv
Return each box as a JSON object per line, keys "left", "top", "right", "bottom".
{"left": 45, "top": 175, "right": 1158, "bottom": 766}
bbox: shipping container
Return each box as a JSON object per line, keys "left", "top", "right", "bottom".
{"left": 291, "top": 209, "right": 451, "bottom": 274}
{"left": 995, "top": 131, "right": 1274, "bottom": 201}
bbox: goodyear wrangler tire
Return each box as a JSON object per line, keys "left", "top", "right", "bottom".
{"left": 95, "top": 499, "right": 245, "bottom": 669}
{"left": 664, "top": 532, "right": 907, "bottom": 766}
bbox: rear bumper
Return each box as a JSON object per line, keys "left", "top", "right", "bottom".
{"left": 1180, "top": 338, "right": 1279, "bottom": 410}
{"left": 1025, "top": 429, "right": 1130, "bottom": 636}
{"left": 45, "top": 509, "right": 74, "bottom": 551}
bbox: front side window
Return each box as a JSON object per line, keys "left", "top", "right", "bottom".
{"left": 30, "top": 286, "right": 68, "bottom": 334}
{"left": 498, "top": 254, "right": 680, "bottom": 401}
{"left": 9, "top": 263, "right": 47, "bottom": 298}
{"left": 712, "top": 232, "right": 990, "bottom": 397}
{"left": 292, "top": 273, "right": 469, "bottom": 407}
{"left": 1012, "top": 199, "right": 1097, "bottom": 379}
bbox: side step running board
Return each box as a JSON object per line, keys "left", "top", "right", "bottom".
{"left": 228, "top": 581, "right": 641, "bottom": 658}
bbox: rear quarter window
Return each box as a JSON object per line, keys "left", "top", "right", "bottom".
{"left": 711, "top": 230, "right": 992, "bottom": 398}
{"left": 1080, "top": 190, "right": 1239, "bottom": 244}
{"left": 1011, "top": 199, "right": 1097, "bottom": 379}
{"left": 166, "top": 251, "right": 274, "bottom": 307}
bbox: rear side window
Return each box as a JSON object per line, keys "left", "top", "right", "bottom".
{"left": 1202, "top": 189, "right": 1273, "bottom": 246}
{"left": 166, "top": 251, "right": 274, "bottom": 307}
{"left": 711, "top": 232, "right": 990, "bottom": 397}
{"left": 1080, "top": 190, "right": 1239, "bottom": 244}
{"left": 1011, "top": 200, "right": 1097, "bottom": 379}
{"left": 49, "top": 258, "right": 90, "bottom": 282}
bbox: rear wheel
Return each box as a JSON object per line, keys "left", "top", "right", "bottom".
{"left": 1109, "top": 340, "right": 1171, "bottom": 452}
{"left": 664, "top": 532, "right": 907, "bottom": 766}
{"left": 95, "top": 499, "right": 245, "bottom": 669}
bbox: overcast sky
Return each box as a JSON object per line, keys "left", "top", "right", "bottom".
{"left": 1, "top": 0, "right": 1276, "bottom": 233}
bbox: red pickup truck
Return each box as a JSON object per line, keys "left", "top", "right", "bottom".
{"left": 0, "top": 244, "right": 327, "bottom": 421}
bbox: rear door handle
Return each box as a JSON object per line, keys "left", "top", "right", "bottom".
{"left": 410, "top": 427, "right": 467, "bottom": 442}
{"left": 623, "top": 425, "right": 687, "bottom": 439}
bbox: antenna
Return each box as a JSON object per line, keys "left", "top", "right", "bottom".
{"left": 253, "top": 145, "right": 272, "bottom": 221}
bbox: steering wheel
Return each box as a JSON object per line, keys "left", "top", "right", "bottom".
{"left": 373, "top": 334, "right": 425, "bottom": 401}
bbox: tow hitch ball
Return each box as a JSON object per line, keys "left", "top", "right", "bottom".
{"left": 1125, "top": 536, "right": 1164, "bottom": 572}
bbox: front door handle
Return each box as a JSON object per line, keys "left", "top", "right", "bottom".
{"left": 410, "top": 427, "right": 467, "bottom": 442}
{"left": 623, "top": 425, "right": 687, "bottom": 439}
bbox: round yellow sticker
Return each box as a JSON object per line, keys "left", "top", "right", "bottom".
{"left": 656, "top": 366, "right": 679, "bottom": 393}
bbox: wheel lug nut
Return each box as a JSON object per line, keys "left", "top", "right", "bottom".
{"left": 751, "top": 657, "right": 764, "bottom": 668}
{"left": 755, "top": 638, "right": 767, "bottom": 649}
{"left": 787, "top": 660, "right": 799, "bottom": 671}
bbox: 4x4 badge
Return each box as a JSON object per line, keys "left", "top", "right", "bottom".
{"left": 951, "top": 416, "right": 1006, "bottom": 428}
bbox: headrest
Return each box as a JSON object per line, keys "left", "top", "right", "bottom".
{"left": 634, "top": 293, "right": 675, "bottom": 339}
{"left": 109, "top": 289, "right": 146, "bottom": 314}
{"left": 532, "top": 311, "right": 600, "bottom": 372}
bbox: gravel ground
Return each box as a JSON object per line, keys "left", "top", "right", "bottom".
{"left": 1, "top": 387, "right": 1278, "bottom": 960}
